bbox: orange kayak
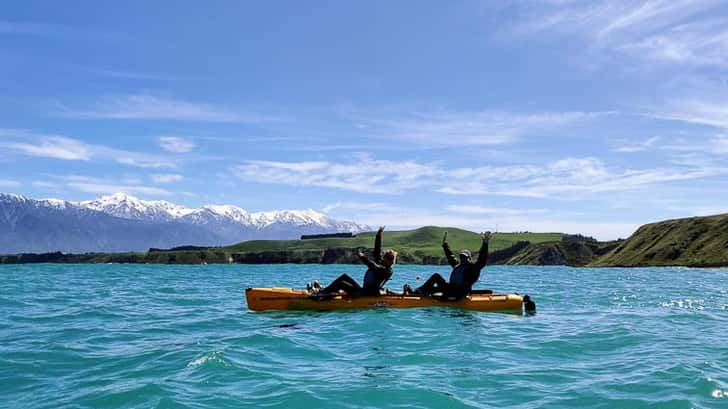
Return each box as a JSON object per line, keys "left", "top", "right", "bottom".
{"left": 245, "top": 287, "right": 526, "bottom": 313}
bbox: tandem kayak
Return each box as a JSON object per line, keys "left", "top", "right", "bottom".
{"left": 245, "top": 287, "right": 532, "bottom": 314}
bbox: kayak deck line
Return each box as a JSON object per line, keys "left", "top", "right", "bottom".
{"left": 245, "top": 287, "right": 530, "bottom": 313}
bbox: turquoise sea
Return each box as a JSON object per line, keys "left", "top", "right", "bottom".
{"left": 1, "top": 264, "right": 726, "bottom": 408}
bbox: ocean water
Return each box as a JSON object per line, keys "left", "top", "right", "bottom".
{"left": 1, "top": 264, "right": 726, "bottom": 409}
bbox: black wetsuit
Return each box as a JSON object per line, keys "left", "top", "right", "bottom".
{"left": 321, "top": 233, "right": 392, "bottom": 296}
{"left": 416, "top": 240, "right": 489, "bottom": 298}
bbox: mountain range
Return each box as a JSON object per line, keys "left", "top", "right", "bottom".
{"left": 0, "top": 192, "right": 370, "bottom": 253}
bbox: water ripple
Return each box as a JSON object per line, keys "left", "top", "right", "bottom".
{"left": 0, "top": 264, "right": 726, "bottom": 408}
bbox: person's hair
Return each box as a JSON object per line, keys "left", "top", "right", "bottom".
{"left": 383, "top": 250, "right": 398, "bottom": 264}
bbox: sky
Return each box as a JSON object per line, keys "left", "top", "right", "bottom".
{"left": 2, "top": 0, "right": 728, "bottom": 240}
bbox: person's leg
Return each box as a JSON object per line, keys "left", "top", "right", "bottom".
{"left": 415, "top": 273, "right": 448, "bottom": 295}
{"left": 321, "top": 273, "right": 362, "bottom": 294}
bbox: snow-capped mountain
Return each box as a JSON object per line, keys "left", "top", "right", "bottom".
{"left": 76, "top": 192, "right": 368, "bottom": 233}
{"left": 0, "top": 192, "right": 371, "bottom": 253}
{"left": 80, "top": 192, "right": 195, "bottom": 222}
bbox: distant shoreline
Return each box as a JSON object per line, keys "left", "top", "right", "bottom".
{"left": 3, "top": 213, "right": 727, "bottom": 268}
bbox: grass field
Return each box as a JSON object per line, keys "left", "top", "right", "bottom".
{"left": 0, "top": 227, "right": 564, "bottom": 265}
{"left": 591, "top": 213, "right": 728, "bottom": 267}
{"left": 226, "top": 226, "right": 562, "bottom": 256}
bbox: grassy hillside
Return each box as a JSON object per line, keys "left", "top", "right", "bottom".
{"left": 4, "top": 216, "right": 726, "bottom": 267}
{"left": 0, "top": 227, "right": 563, "bottom": 265}
{"left": 226, "top": 226, "right": 562, "bottom": 263}
{"left": 591, "top": 214, "right": 728, "bottom": 267}
{"left": 503, "top": 239, "right": 621, "bottom": 266}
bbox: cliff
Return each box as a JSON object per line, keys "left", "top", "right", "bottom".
{"left": 590, "top": 214, "right": 728, "bottom": 267}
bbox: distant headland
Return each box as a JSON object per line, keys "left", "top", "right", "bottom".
{"left": 2, "top": 213, "right": 727, "bottom": 267}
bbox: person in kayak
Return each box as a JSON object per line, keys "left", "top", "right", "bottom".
{"left": 406, "top": 231, "right": 491, "bottom": 298}
{"left": 315, "top": 226, "right": 396, "bottom": 297}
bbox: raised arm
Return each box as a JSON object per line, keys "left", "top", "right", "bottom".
{"left": 474, "top": 231, "right": 491, "bottom": 269}
{"left": 442, "top": 232, "right": 457, "bottom": 267}
{"left": 372, "top": 226, "right": 384, "bottom": 262}
{"left": 357, "top": 248, "right": 377, "bottom": 270}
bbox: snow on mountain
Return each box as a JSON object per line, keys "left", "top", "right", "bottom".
{"left": 79, "top": 192, "right": 194, "bottom": 222}
{"left": 0, "top": 192, "right": 371, "bottom": 253}
{"left": 0, "top": 193, "right": 224, "bottom": 253}
{"left": 75, "top": 193, "right": 369, "bottom": 233}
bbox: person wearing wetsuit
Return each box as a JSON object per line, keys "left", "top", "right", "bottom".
{"left": 317, "top": 226, "right": 396, "bottom": 297}
{"left": 410, "top": 231, "right": 491, "bottom": 298}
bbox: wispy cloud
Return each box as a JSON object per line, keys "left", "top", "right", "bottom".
{"left": 158, "top": 136, "right": 195, "bottom": 153}
{"left": 0, "top": 20, "right": 127, "bottom": 42}
{"left": 619, "top": 18, "right": 728, "bottom": 67}
{"left": 653, "top": 97, "right": 728, "bottom": 129}
{"left": 0, "top": 129, "right": 175, "bottom": 168}
{"left": 150, "top": 173, "right": 184, "bottom": 184}
{"left": 59, "top": 94, "right": 278, "bottom": 123}
{"left": 0, "top": 179, "right": 20, "bottom": 188}
{"left": 64, "top": 175, "right": 171, "bottom": 196}
{"left": 614, "top": 136, "right": 660, "bottom": 152}
{"left": 2, "top": 136, "right": 92, "bottom": 160}
{"left": 31, "top": 181, "right": 59, "bottom": 188}
{"left": 232, "top": 154, "right": 438, "bottom": 193}
{"left": 322, "top": 202, "right": 400, "bottom": 214}
{"left": 333, "top": 204, "right": 638, "bottom": 240}
{"left": 0, "top": 20, "right": 72, "bottom": 37}
{"left": 232, "top": 155, "right": 726, "bottom": 199}
{"left": 507, "top": 0, "right": 725, "bottom": 67}
{"left": 445, "top": 205, "right": 547, "bottom": 216}
{"left": 713, "top": 136, "right": 728, "bottom": 153}
{"left": 346, "top": 109, "right": 601, "bottom": 147}
{"left": 85, "top": 67, "right": 173, "bottom": 81}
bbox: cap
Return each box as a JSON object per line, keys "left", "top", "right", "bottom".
{"left": 459, "top": 249, "right": 472, "bottom": 258}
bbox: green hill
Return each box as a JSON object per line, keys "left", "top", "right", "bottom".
{"left": 228, "top": 227, "right": 560, "bottom": 254}
{"left": 502, "top": 239, "right": 621, "bottom": 266}
{"left": 0, "top": 227, "right": 563, "bottom": 265}
{"left": 591, "top": 214, "right": 728, "bottom": 267}
{"left": 225, "top": 227, "right": 562, "bottom": 264}
{"left": 8, "top": 215, "right": 725, "bottom": 267}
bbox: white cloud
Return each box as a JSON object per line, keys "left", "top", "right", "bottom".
{"left": 64, "top": 175, "right": 171, "bottom": 196}
{"left": 654, "top": 97, "right": 728, "bottom": 129}
{"left": 233, "top": 155, "right": 726, "bottom": 199}
{"left": 31, "top": 181, "right": 59, "bottom": 188}
{"left": 350, "top": 109, "right": 600, "bottom": 147}
{"left": 322, "top": 202, "right": 400, "bottom": 214}
{"left": 0, "top": 20, "right": 70, "bottom": 36}
{"left": 620, "top": 18, "right": 728, "bottom": 67}
{"left": 345, "top": 205, "right": 639, "bottom": 240}
{"left": 614, "top": 136, "right": 659, "bottom": 152}
{"left": 445, "top": 205, "right": 547, "bottom": 216}
{"left": 158, "top": 136, "right": 195, "bottom": 153}
{"left": 713, "top": 136, "right": 728, "bottom": 153}
{"left": 3, "top": 136, "right": 92, "bottom": 160}
{"left": 150, "top": 173, "right": 184, "bottom": 183}
{"left": 508, "top": 0, "right": 726, "bottom": 67}
{"left": 0, "top": 129, "right": 175, "bottom": 168}
{"left": 60, "top": 94, "right": 277, "bottom": 123}
{"left": 0, "top": 179, "right": 20, "bottom": 187}
{"left": 232, "top": 154, "right": 438, "bottom": 193}
{"left": 666, "top": 204, "right": 728, "bottom": 216}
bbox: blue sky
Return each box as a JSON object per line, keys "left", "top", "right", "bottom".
{"left": 2, "top": 0, "right": 728, "bottom": 239}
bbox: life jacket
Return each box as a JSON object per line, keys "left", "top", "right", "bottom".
{"left": 363, "top": 265, "right": 390, "bottom": 290}
{"left": 449, "top": 263, "right": 468, "bottom": 289}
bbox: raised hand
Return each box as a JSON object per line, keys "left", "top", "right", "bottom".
{"left": 482, "top": 231, "right": 492, "bottom": 242}
{"left": 377, "top": 226, "right": 385, "bottom": 235}
{"left": 442, "top": 231, "right": 448, "bottom": 244}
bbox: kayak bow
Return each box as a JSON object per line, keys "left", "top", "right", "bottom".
{"left": 245, "top": 287, "right": 527, "bottom": 313}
